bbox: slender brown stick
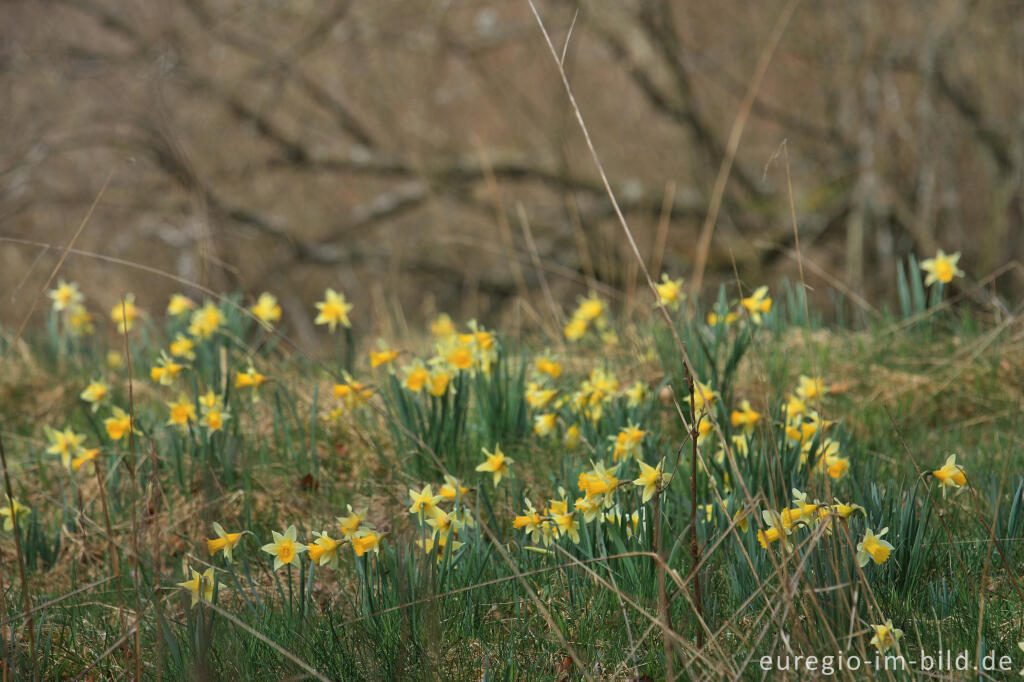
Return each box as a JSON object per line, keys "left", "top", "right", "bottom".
{"left": 0, "top": 433, "right": 36, "bottom": 674}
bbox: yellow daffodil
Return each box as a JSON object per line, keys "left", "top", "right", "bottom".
{"left": 513, "top": 501, "right": 546, "bottom": 543}
{"left": 757, "top": 510, "right": 792, "bottom": 552}
{"left": 741, "top": 286, "right": 772, "bottom": 324}
{"left": 625, "top": 381, "right": 646, "bottom": 407}
{"left": 404, "top": 360, "right": 429, "bottom": 392}
{"left": 199, "top": 393, "right": 229, "bottom": 433}
{"left": 370, "top": 346, "right": 399, "bottom": 369}
{"left": 684, "top": 379, "right": 717, "bottom": 412}
{"left": 49, "top": 280, "right": 83, "bottom": 312}
{"left": 439, "top": 475, "right": 469, "bottom": 502}
{"left": 71, "top": 448, "right": 99, "bottom": 473}
{"left": 426, "top": 368, "right": 451, "bottom": 396}
{"left": 476, "top": 445, "right": 513, "bottom": 486}
{"left": 535, "top": 355, "right": 562, "bottom": 379}
{"left": 189, "top": 301, "right": 223, "bottom": 339}
{"left": 416, "top": 534, "right": 464, "bottom": 562}
{"left": 106, "top": 350, "right": 124, "bottom": 369}
{"left": 633, "top": 458, "right": 670, "bottom": 503}
{"left": 578, "top": 460, "right": 619, "bottom": 502}
{"left": 314, "top": 288, "right": 353, "bottom": 332}
{"left": 337, "top": 506, "right": 370, "bottom": 540}
{"left": 1, "top": 497, "right": 30, "bottom": 531}
{"left": 920, "top": 249, "right": 964, "bottom": 286}
{"left": 611, "top": 424, "right": 645, "bottom": 462}
{"left": 80, "top": 380, "right": 110, "bottom": 413}
{"left": 795, "top": 375, "right": 826, "bottom": 402}
{"left": 430, "top": 313, "right": 456, "bottom": 340}
{"left": 166, "top": 395, "right": 196, "bottom": 429}
{"left": 409, "top": 485, "right": 444, "bottom": 518}
{"left": 868, "top": 620, "right": 903, "bottom": 653}
{"left": 166, "top": 294, "right": 196, "bottom": 317}
{"left": 563, "top": 317, "right": 587, "bottom": 341}
{"left": 169, "top": 333, "right": 196, "bottom": 360}
{"left": 177, "top": 567, "right": 215, "bottom": 607}
{"left": 307, "top": 531, "right": 341, "bottom": 568}
{"left": 564, "top": 423, "right": 581, "bottom": 449}
{"left": 534, "top": 413, "right": 557, "bottom": 437}
{"left": 931, "top": 454, "right": 967, "bottom": 496}
{"left": 110, "top": 294, "right": 140, "bottom": 334}
{"left": 104, "top": 407, "right": 133, "bottom": 441}
{"left": 856, "top": 527, "right": 894, "bottom": 566}
{"left": 351, "top": 529, "right": 382, "bottom": 557}
{"left": 730, "top": 400, "right": 760, "bottom": 433}
{"left": 68, "top": 306, "right": 94, "bottom": 336}
{"left": 655, "top": 273, "right": 685, "bottom": 310}
{"left": 525, "top": 382, "right": 558, "bottom": 409}
{"left": 261, "top": 525, "right": 307, "bottom": 570}
{"left": 235, "top": 366, "right": 267, "bottom": 402}
{"left": 206, "top": 522, "right": 243, "bottom": 563}
{"left": 250, "top": 292, "right": 282, "bottom": 328}
{"left": 150, "top": 352, "right": 186, "bottom": 386}
{"left": 575, "top": 294, "right": 605, "bottom": 322}
{"left": 45, "top": 426, "right": 86, "bottom": 469}
{"left": 333, "top": 378, "right": 373, "bottom": 411}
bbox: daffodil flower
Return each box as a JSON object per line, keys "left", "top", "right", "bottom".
{"left": 730, "top": 400, "right": 761, "bottom": 433}
{"left": 1, "top": 497, "right": 30, "bottom": 531}
{"left": 189, "top": 301, "right": 223, "bottom": 339}
{"left": 633, "top": 458, "right": 670, "bottom": 503}
{"left": 49, "top": 280, "right": 83, "bottom": 312}
{"left": 409, "top": 485, "right": 444, "bottom": 518}
{"left": 337, "top": 505, "right": 371, "bottom": 540}
{"left": 45, "top": 426, "right": 86, "bottom": 469}
{"left": 178, "top": 567, "right": 215, "bottom": 607}
{"left": 104, "top": 407, "right": 133, "bottom": 441}
{"left": 741, "top": 286, "right": 772, "bottom": 324}
{"left": 80, "top": 380, "right": 110, "bottom": 413}
{"left": 868, "top": 620, "right": 903, "bottom": 652}
{"left": 476, "top": 445, "right": 513, "bottom": 486}
{"left": 110, "top": 294, "right": 141, "bottom": 334}
{"left": 261, "top": 525, "right": 307, "bottom": 570}
{"left": 250, "top": 292, "right": 282, "bottom": 328}
{"left": 931, "top": 454, "right": 967, "bottom": 497}
{"left": 920, "top": 249, "right": 964, "bottom": 286}
{"left": 655, "top": 273, "right": 685, "bottom": 310}
{"left": 351, "top": 529, "right": 382, "bottom": 557}
{"left": 314, "top": 288, "right": 353, "bottom": 332}
{"left": 856, "top": 527, "right": 894, "bottom": 566}
{"left": 307, "top": 531, "right": 341, "bottom": 569}
{"left": 166, "top": 396, "right": 196, "bottom": 429}
{"left": 206, "top": 522, "right": 244, "bottom": 563}
{"left": 166, "top": 294, "right": 197, "bottom": 317}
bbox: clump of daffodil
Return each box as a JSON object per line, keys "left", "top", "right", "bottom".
{"left": 188, "top": 300, "right": 223, "bottom": 339}
{"left": 80, "top": 380, "right": 110, "bottom": 413}
{"left": 868, "top": 620, "right": 903, "bottom": 653}
{"left": 45, "top": 426, "right": 86, "bottom": 469}
{"left": 547, "top": 492, "right": 581, "bottom": 544}
{"left": 49, "top": 280, "right": 83, "bottom": 312}
{"left": 150, "top": 351, "right": 186, "bottom": 386}
{"left": 856, "top": 527, "right": 894, "bottom": 567}
{"left": 476, "top": 445, "right": 513, "bottom": 486}
{"left": 655, "top": 273, "right": 685, "bottom": 310}
{"left": 730, "top": 399, "right": 760, "bottom": 434}
{"left": 1, "top": 497, "right": 30, "bottom": 531}
{"left": 178, "top": 567, "right": 215, "bottom": 607}
{"left": 416, "top": 533, "right": 464, "bottom": 562}
{"left": 199, "top": 391, "right": 229, "bottom": 433}
{"left": 206, "top": 522, "right": 244, "bottom": 563}
{"left": 571, "top": 367, "right": 619, "bottom": 422}
{"left": 920, "top": 249, "right": 964, "bottom": 286}
{"left": 633, "top": 458, "right": 671, "bottom": 503}
{"left": 314, "top": 288, "right": 353, "bottom": 332}
{"left": 250, "top": 291, "right": 282, "bottom": 329}
{"left": 169, "top": 333, "right": 196, "bottom": 361}
{"left": 235, "top": 365, "right": 267, "bottom": 402}
{"left": 351, "top": 529, "right": 382, "bottom": 557}
{"left": 741, "top": 285, "right": 772, "bottom": 324}
{"left": 307, "top": 530, "right": 341, "bottom": 569}
{"left": 611, "top": 424, "right": 645, "bottom": 462}
{"left": 262, "top": 525, "right": 307, "bottom": 570}
{"left": 930, "top": 454, "right": 967, "bottom": 496}
{"left": 167, "top": 293, "right": 196, "bottom": 317}
{"left": 104, "top": 407, "right": 133, "bottom": 442}
{"left": 110, "top": 294, "right": 141, "bottom": 334}
{"left": 166, "top": 395, "right": 196, "bottom": 429}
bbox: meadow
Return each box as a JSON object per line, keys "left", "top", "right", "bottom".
{"left": 1, "top": 245, "right": 1023, "bottom": 680}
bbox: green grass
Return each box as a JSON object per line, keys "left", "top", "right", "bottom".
{"left": 1, "top": 272, "right": 1023, "bottom": 680}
